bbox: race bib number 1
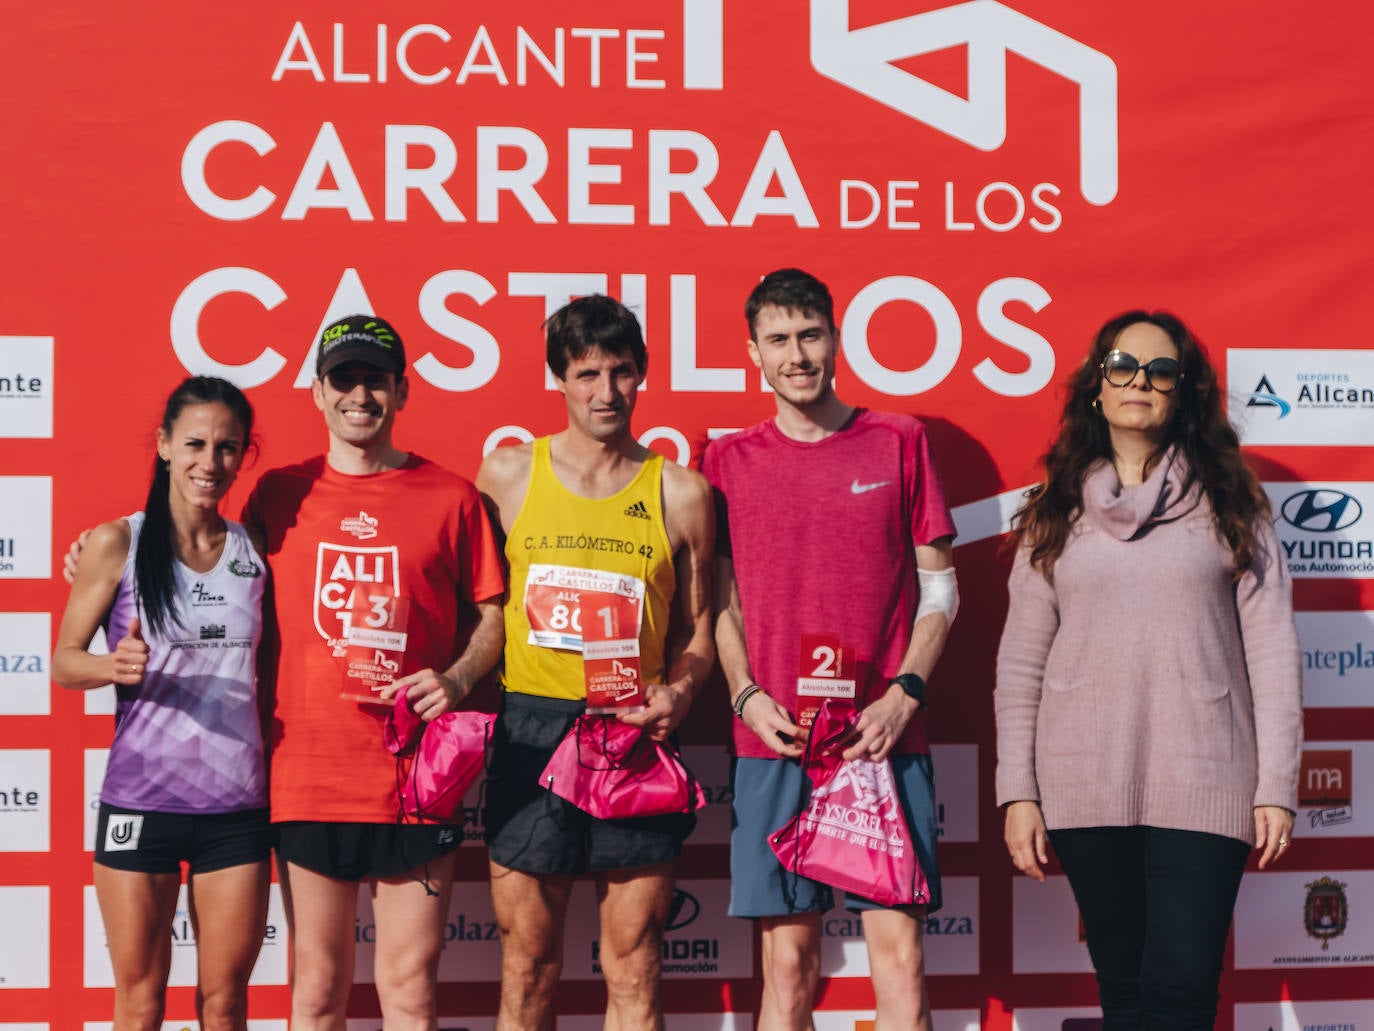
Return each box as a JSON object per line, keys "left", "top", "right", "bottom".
{"left": 340, "top": 586, "right": 410, "bottom": 704}
{"left": 581, "top": 589, "right": 644, "bottom": 713}
{"left": 524, "top": 564, "right": 645, "bottom": 652}
{"left": 797, "top": 633, "right": 857, "bottom": 730}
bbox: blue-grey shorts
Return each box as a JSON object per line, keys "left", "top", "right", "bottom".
{"left": 729, "top": 753, "right": 942, "bottom": 917}
{"left": 483, "top": 692, "right": 695, "bottom": 875}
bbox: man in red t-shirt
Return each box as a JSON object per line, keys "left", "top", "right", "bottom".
{"left": 702, "top": 270, "right": 958, "bottom": 1031}
{"left": 248, "top": 315, "right": 505, "bottom": 1028}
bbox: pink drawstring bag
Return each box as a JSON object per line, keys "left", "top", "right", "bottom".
{"left": 384, "top": 693, "right": 494, "bottom": 823}
{"left": 539, "top": 714, "right": 706, "bottom": 820}
{"left": 769, "top": 700, "right": 928, "bottom": 907}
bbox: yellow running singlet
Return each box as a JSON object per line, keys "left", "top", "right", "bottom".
{"left": 503, "top": 437, "right": 676, "bottom": 700}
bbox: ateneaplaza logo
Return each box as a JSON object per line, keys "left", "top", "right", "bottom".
{"left": 1304, "top": 876, "right": 1349, "bottom": 951}
{"left": 0, "top": 336, "right": 54, "bottom": 439}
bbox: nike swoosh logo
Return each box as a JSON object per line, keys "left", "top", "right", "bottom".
{"left": 851, "top": 479, "right": 892, "bottom": 494}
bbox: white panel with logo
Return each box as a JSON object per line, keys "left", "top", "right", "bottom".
{"left": 819, "top": 875, "right": 979, "bottom": 977}
{"left": 560, "top": 879, "right": 750, "bottom": 981}
{"left": 813, "top": 1011, "right": 980, "bottom": 1031}
{"left": 1233, "top": 870, "right": 1374, "bottom": 968}
{"left": 347, "top": 1020, "right": 492, "bottom": 1031}
{"left": 1297, "top": 611, "right": 1374, "bottom": 709}
{"left": 83, "top": 884, "right": 287, "bottom": 987}
{"left": 1012, "top": 876, "right": 1094, "bottom": 974}
{"left": 1229, "top": 348, "right": 1374, "bottom": 447}
{"left": 1234, "top": 998, "right": 1374, "bottom": 1030}
{"left": 0, "top": 477, "right": 52, "bottom": 580}
{"left": 1011, "top": 1007, "right": 1103, "bottom": 1031}
{"left": 930, "top": 744, "right": 978, "bottom": 843}
{"left": 83, "top": 749, "right": 107, "bottom": 851}
{"left": 0, "top": 749, "right": 49, "bottom": 852}
{"left": 680, "top": 744, "right": 732, "bottom": 846}
{"left": 0, "top": 336, "right": 54, "bottom": 439}
{"left": 0, "top": 886, "right": 49, "bottom": 988}
{"left": 560, "top": 1015, "right": 751, "bottom": 1030}
{"left": 1297, "top": 741, "right": 1373, "bottom": 837}
{"left": 1263, "top": 481, "right": 1374, "bottom": 579}
{"left": 0, "top": 612, "right": 50, "bottom": 716}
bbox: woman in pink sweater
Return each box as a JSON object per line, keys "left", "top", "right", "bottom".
{"left": 995, "top": 311, "right": 1302, "bottom": 1029}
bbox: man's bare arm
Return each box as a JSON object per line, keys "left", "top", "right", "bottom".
{"left": 845, "top": 537, "right": 955, "bottom": 762}
{"left": 714, "top": 553, "right": 804, "bottom": 758}
{"left": 620, "top": 464, "right": 714, "bottom": 741}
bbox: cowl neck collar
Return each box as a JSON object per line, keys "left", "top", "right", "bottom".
{"left": 1082, "top": 447, "right": 1200, "bottom": 540}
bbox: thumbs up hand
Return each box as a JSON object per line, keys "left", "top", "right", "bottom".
{"left": 111, "top": 617, "right": 151, "bottom": 686}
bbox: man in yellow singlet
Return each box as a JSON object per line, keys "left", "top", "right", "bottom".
{"left": 475, "top": 295, "right": 715, "bottom": 1031}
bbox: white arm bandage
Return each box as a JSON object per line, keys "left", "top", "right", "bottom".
{"left": 915, "top": 566, "right": 959, "bottom": 626}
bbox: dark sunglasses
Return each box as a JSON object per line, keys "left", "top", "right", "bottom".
{"left": 1099, "top": 350, "right": 1184, "bottom": 393}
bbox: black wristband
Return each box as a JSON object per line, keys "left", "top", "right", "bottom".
{"left": 890, "top": 673, "right": 926, "bottom": 709}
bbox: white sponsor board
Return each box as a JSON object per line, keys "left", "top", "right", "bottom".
{"left": 1012, "top": 875, "right": 1094, "bottom": 974}
{"left": 820, "top": 875, "right": 978, "bottom": 977}
{"left": 84, "top": 884, "right": 287, "bottom": 986}
{"left": 812, "top": 1011, "right": 980, "bottom": 1031}
{"left": 681, "top": 744, "right": 732, "bottom": 846}
{"left": 930, "top": 744, "right": 978, "bottom": 843}
{"left": 0, "top": 886, "right": 49, "bottom": 987}
{"left": 1263, "top": 482, "right": 1374, "bottom": 579}
{"left": 1234, "top": 997, "right": 1374, "bottom": 1030}
{"left": 84, "top": 749, "right": 107, "bottom": 850}
{"left": 1298, "top": 611, "right": 1374, "bottom": 708}
{"left": 1229, "top": 348, "right": 1374, "bottom": 446}
{"left": 1234, "top": 869, "right": 1374, "bottom": 968}
{"left": 0, "top": 750, "right": 49, "bottom": 852}
{"left": 347, "top": 1020, "right": 491, "bottom": 1031}
{"left": 0, "top": 613, "right": 50, "bottom": 715}
{"left": 1011, "top": 1006, "right": 1103, "bottom": 1031}
{"left": 561, "top": 1016, "right": 751, "bottom": 1030}
{"left": 86, "top": 1023, "right": 286, "bottom": 1031}
{"left": 0, "top": 477, "right": 52, "bottom": 580}
{"left": 1297, "top": 741, "right": 1372, "bottom": 837}
{"left": 562, "top": 879, "right": 750, "bottom": 980}
{"left": 352, "top": 876, "right": 500, "bottom": 985}
{"left": 0, "top": 337, "right": 54, "bottom": 439}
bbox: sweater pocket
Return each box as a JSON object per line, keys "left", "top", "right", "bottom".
{"left": 1038, "top": 678, "right": 1095, "bottom": 756}
{"left": 1176, "top": 679, "right": 1234, "bottom": 761}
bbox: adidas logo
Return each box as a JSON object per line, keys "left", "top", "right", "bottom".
{"left": 624, "top": 500, "right": 651, "bottom": 520}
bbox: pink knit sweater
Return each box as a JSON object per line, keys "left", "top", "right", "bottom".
{"left": 994, "top": 449, "right": 1303, "bottom": 845}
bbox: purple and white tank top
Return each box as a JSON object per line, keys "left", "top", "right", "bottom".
{"left": 100, "top": 512, "right": 267, "bottom": 813}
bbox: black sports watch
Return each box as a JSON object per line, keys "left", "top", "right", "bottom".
{"left": 890, "top": 673, "right": 927, "bottom": 709}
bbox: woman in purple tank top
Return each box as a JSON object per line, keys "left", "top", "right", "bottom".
{"left": 53, "top": 377, "right": 270, "bottom": 1031}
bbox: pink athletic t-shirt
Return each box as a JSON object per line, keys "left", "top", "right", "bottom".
{"left": 702, "top": 409, "right": 956, "bottom": 759}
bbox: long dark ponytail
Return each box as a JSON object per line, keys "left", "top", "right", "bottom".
{"left": 135, "top": 377, "right": 254, "bottom": 636}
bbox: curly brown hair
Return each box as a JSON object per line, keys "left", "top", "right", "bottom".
{"left": 1012, "top": 310, "right": 1270, "bottom": 580}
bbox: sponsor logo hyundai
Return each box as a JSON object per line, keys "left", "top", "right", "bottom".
{"left": 1281, "top": 490, "right": 1363, "bottom": 533}
{"left": 1264, "top": 483, "right": 1374, "bottom": 578}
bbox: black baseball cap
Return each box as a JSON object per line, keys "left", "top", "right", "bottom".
{"left": 316, "top": 314, "right": 406, "bottom": 377}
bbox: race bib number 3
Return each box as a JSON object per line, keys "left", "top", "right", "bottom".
{"left": 582, "top": 589, "right": 644, "bottom": 712}
{"left": 797, "top": 633, "right": 857, "bottom": 730}
{"left": 340, "top": 587, "right": 410, "bottom": 704}
{"left": 523, "top": 564, "right": 645, "bottom": 652}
